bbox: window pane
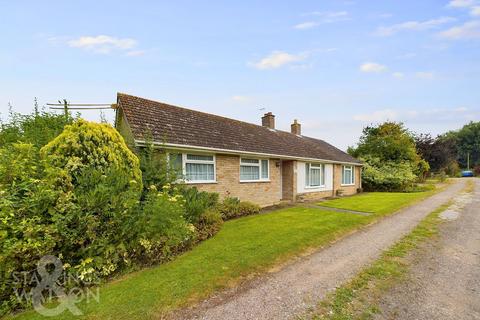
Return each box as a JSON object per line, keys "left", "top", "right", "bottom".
{"left": 241, "top": 158, "right": 259, "bottom": 164}
{"left": 240, "top": 165, "right": 260, "bottom": 180}
{"left": 343, "top": 166, "right": 352, "bottom": 184}
{"left": 261, "top": 160, "right": 269, "bottom": 179}
{"left": 186, "top": 163, "right": 214, "bottom": 181}
{"left": 186, "top": 154, "right": 213, "bottom": 161}
{"left": 310, "top": 168, "right": 321, "bottom": 186}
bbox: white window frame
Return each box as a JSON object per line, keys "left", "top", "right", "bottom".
{"left": 341, "top": 165, "right": 355, "bottom": 186}
{"left": 167, "top": 152, "right": 216, "bottom": 184}
{"left": 239, "top": 157, "right": 270, "bottom": 182}
{"left": 305, "top": 163, "right": 325, "bottom": 188}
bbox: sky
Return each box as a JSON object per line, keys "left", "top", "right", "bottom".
{"left": 1, "top": 0, "right": 479, "bottom": 150}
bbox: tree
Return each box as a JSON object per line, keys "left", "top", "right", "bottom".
{"left": 349, "top": 122, "right": 429, "bottom": 191}
{"left": 0, "top": 99, "right": 74, "bottom": 148}
{"left": 414, "top": 133, "right": 458, "bottom": 173}
{"left": 349, "top": 122, "right": 420, "bottom": 163}
{"left": 454, "top": 121, "right": 480, "bottom": 169}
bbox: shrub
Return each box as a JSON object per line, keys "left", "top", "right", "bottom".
{"left": 194, "top": 208, "right": 223, "bottom": 242}
{"left": 135, "top": 187, "right": 192, "bottom": 264}
{"left": 218, "top": 197, "right": 260, "bottom": 220}
{"left": 474, "top": 165, "right": 480, "bottom": 177}
{"left": 361, "top": 156, "right": 417, "bottom": 192}
{"left": 0, "top": 143, "right": 64, "bottom": 314}
{"left": 40, "top": 119, "right": 142, "bottom": 189}
{"left": 137, "top": 138, "right": 178, "bottom": 198}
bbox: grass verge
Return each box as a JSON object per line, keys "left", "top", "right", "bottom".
{"left": 318, "top": 189, "right": 439, "bottom": 216}
{"left": 8, "top": 187, "right": 444, "bottom": 320}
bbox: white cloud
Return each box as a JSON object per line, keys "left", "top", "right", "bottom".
{"left": 392, "top": 72, "right": 405, "bottom": 78}
{"left": 447, "top": 0, "right": 480, "bottom": 16}
{"left": 67, "top": 35, "right": 137, "bottom": 54}
{"left": 471, "top": 6, "right": 480, "bottom": 15}
{"left": 447, "top": 0, "right": 476, "bottom": 8}
{"left": 304, "top": 11, "right": 350, "bottom": 23}
{"left": 416, "top": 71, "right": 435, "bottom": 79}
{"left": 375, "top": 17, "right": 455, "bottom": 36}
{"left": 360, "top": 62, "right": 388, "bottom": 73}
{"left": 251, "top": 51, "right": 307, "bottom": 70}
{"left": 439, "top": 20, "right": 480, "bottom": 39}
{"left": 353, "top": 109, "right": 398, "bottom": 122}
{"left": 232, "top": 95, "right": 250, "bottom": 102}
{"left": 294, "top": 21, "right": 320, "bottom": 30}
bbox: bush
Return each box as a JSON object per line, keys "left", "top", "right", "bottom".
{"left": 194, "top": 208, "right": 223, "bottom": 242}
{"left": 473, "top": 165, "right": 480, "bottom": 177}
{"left": 0, "top": 143, "right": 65, "bottom": 314}
{"left": 218, "top": 197, "right": 260, "bottom": 220}
{"left": 180, "top": 186, "right": 219, "bottom": 224}
{"left": 135, "top": 187, "right": 193, "bottom": 264}
{"left": 40, "top": 119, "right": 142, "bottom": 188}
{"left": 361, "top": 156, "right": 417, "bottom": 192}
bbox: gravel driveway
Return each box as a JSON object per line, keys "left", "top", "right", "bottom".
{"left": 375, "top": 178, "right": 480, "bottom": 320}
{"left": 174, "top": 179, "right": 467, "bottom": 320}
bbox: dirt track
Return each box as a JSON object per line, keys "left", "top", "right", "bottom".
{"left": 376, "top": 178, "right": 480, "bottom": 320}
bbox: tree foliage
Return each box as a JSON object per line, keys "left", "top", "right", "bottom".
{"left": 447, "top": 121, "right": 480, "bottom": 169}
{"left": 349, "top": 122, "right": 429, "bottom": 191}
{"left": 414, "top": 133, "right": 458, "bottom": 174}
{"left": 0, "top": 99, "right": 74, "bottom": 148}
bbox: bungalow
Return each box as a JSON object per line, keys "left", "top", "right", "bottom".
{"left": 115, "top": 93, "right": 362, "bottom": 207}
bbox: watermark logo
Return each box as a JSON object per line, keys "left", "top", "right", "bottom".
{"left": 13, "top": 255, "right": 100, "bottom": 317}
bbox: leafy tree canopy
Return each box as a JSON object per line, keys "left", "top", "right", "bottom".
{"left": 349, "top": 121, "right": 419, "bottom": 163}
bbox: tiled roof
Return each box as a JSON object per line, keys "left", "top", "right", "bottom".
{"left": 117, "top": 93, "right": 362, "bottom": 164}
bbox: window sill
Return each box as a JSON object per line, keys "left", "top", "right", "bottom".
{"left": 304, "top": 185, "right": 326, "bottom": 189}
{"left": 341, "top": 183, "right": 355, "bottom": 186}
{"left": 186, "top": 181, "right": 217, "bottom": 184}
{"left": 239, "top": 179, "right": 271, "bottom": 183}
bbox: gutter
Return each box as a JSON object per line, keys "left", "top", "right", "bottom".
{"left": 134, "top": 139, "right": 363, "bottom": 166}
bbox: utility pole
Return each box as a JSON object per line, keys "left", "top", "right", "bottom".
{"left": 467, "top": 152, "right": 470, "bottom": 170}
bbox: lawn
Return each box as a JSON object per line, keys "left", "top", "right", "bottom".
{"left": 319, "top": 190, "right": 437, "bottom": 216}
{"left": 9, "top": 189, "right": 438, "bottom": 320}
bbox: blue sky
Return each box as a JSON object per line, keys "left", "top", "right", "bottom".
{"left": 1, "top": 0, "right": 479, "bottom": 150}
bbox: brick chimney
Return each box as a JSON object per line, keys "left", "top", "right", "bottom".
{"left": 291, "top": 119, "right": 301, "bottom": 135}
{"left": 261, "top": 112, "right": 275, "bottom": 129}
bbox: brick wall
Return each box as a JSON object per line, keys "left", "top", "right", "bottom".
{"left": 296, "top": 163, "right": 361, "bottom": 201}
{"left": 333, "top": 164, "right": 361, "bottom": 196}
{"left": 192, "top": 154, "right": 282, "bottom": 207}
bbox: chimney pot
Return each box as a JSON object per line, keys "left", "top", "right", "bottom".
{"left": 291, "top": 119, "right": 301, "bottom": 135}
{"left": 262, "top": 112, "right": 275, "bottom": 129}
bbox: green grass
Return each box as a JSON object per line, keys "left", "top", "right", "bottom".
{"left": 9, "top": 189, "right": 441, "bottom": 320}
{"left": 319, "top": 190, "right": 437, "bottom": 216}
{"left": 305, "top": 182, "right": 473, "bottom": 320}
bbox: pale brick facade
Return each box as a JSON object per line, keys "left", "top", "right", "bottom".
{"left": 189, "top": 155, "right": 362, "bottom": 207}
{"left": 190, "top": 154, "right": 282, "bottom": 207}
